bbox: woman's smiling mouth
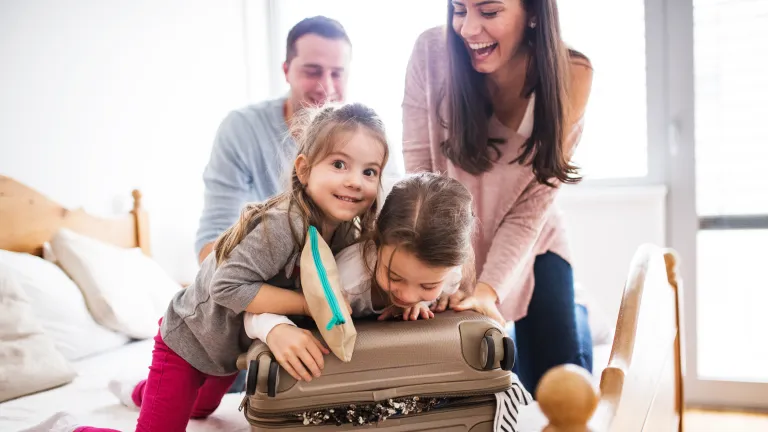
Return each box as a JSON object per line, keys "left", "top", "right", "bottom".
{"left": 468, "top": 41, "right": 499, "bottom": 60}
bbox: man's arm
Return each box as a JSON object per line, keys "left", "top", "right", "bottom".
{"left": 195, "top": 111, "right": 255, "bottom": 264}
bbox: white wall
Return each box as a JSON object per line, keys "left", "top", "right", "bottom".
{"left": 0, "top": 0, "right": 268, "bottom": 283}
{"left": 558, "top": 185, "right": 667, "bottom": 324}
{"left": 1, "top": 1, "right": 668, "bottom": 312}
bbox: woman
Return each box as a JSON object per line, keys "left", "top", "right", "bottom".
{"left": 401, "top": 0, "right": 594, "bottom": 393}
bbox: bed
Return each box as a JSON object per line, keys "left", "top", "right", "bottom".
{"left": 0, "top": 176, "right": 683, "bottom": 432}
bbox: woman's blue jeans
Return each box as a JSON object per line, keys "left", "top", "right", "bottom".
{"left": 507, "top": 251, "right": 593, "bottom": 396}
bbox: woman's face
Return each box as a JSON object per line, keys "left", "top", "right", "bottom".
{"left": 451, "top": 0, "right": 529, "bottom": 74}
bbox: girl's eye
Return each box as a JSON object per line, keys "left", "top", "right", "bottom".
{"left": 363, "top": 168, "right": 378, "bottom": 177}
{"left": 422, "top": 284, "right": 440, "bottom": 291}
{"left": 481, "top": 11, "right": 499, "bottom": 18}
{"left": 388, "top": 276, "right": 403, "bottom": 283}
{"left": 332, "top": 160, "right": 346, "bottom": 170}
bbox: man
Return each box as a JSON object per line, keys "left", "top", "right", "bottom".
{"left": 195, "top": 16, "right": 353, "bottom": 264}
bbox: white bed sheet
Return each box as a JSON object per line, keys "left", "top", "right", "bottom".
{"left": 0, "top": 339, "right": 612, "bottom": 432}
{"left": 0, "top": 338, "right": 248, "bottom": 432}
{"left": 516, "top": 342, "right": 612, "bottom": 432}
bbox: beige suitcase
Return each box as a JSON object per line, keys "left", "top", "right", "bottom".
{"left": 236, "top": 311, "right": 520, "bottom": 431}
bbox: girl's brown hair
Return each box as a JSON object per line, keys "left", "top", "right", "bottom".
{"left": 365, "top": 172, "right": 477, "bottom": 296}
{"left": 214, "top": 102, "right": 390, "bottom": 265}
{"left": 442, "top": 0, "right": 592, "bottom": 187}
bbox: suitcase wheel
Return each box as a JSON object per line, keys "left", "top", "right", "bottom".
{"left": 267, "top": 360, "right": 280, "bottom": 397}
{"left": 246, "top": 359, "right": 258, "bottom": 396}
{"left": 501, "top": 336, "right": 515, "bottom": 371}
{"left": 481, "top": 335, "right": 496, "bottom": 370}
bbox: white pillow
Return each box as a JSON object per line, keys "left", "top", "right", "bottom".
{"left": 0, "top": 267, "right": 76, "bottom": 402}
{"left": 575, "top": 282, "right": 615, "bottom": 346}
{"left": 0, "top": 250, "right": 130, "bottom": 361}
{"left": 48, "top": 228, "right": 181, "bottom": 339}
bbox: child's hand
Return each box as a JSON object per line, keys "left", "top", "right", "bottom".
{"left": 377, "top": 303, "right": 434, "bottom": 321}
{"left": 265, "top": 324, "right": 329, "bottom": 382}
{"left": 430, "top": 292, "right": 463, "bottom": 313}
{"left": 403, "top": 302, "right": 434, "bottom": 320}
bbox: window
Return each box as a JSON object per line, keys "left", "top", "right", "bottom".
{"left": 559, "top": 0, "right": 648, "bottom": 179}
{"left": 693, "top": 0, "right": 768, "bottom": 383}
{"left": 694, "top": 0, "right": 768, "bottom": 217}
{"left": 274, "top": 0, "right": 649, "bottom": 180}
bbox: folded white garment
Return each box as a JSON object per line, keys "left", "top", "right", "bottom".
{"left": 494, "top": 379, "right": 533, "bottom": 432}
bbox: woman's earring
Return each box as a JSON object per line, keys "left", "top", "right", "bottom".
{"left": 529, "top": 20, "right": 537, "bottom": 29}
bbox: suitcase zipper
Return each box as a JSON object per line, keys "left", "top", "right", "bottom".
{"left": 245, "top": 395, "right": 496, "bottom": 427}
{"left": 308, "top": 225, "right": 346, "bottom": 330}
{"left": 243, "top": 383, "right": 514, "bottom": 419}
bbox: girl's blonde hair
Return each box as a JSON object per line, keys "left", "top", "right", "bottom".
{"left": 214, "top": 102, "right": 390, "bottom": 265}
{"left": 364, "top": 172, "right": 477, "bottom": 298}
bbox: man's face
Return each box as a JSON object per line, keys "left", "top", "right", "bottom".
{"left": 283, "top": 34, "right": 351, "bottom": 112}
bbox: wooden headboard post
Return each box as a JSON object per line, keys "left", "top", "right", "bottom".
{"left": 0, "top": 175, "right": 150, "bottom": 256}
{"left": 664, "top": 249, "right": 685, "bottom": 432}
{"left": 131, "top": 189, "right": 151, "bottom": 256}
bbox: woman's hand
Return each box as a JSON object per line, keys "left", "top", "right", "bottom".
{"left": 265, "top": 324, "right": 329, "bottom": 382}
{"left": 451, "top": 283, "right": 506, "bottom": 327}
{"left": 377, "top": 302, "right": 435, "bottom": 321}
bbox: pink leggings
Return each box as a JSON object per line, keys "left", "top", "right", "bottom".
{"left": 75, "top": 328, "right": 238, "bottom": 432}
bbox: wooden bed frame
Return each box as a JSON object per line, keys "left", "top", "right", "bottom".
{"left": 0, "top": 175, "right": 150, "bottom": 256}
{"left": 0, "top": 175, "right": 684, "bottom": 431}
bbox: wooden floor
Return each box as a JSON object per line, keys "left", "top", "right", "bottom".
{"left": 685, "top": 409, "right": 768, "bottom": 431}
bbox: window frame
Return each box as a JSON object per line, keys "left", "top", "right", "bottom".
{"left": 666, "top": 0, "right": 768, "bottom": 409}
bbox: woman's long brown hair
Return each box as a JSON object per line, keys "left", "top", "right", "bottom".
{"left": 213, "top": 103, "right": 389, "bottom": 266}
{"left": 442, "top": 0, "right": 591, "bottom": 187}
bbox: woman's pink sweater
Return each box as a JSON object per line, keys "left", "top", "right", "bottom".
{"left": 401, "top": 27, "right": 584, "bottom": 321}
